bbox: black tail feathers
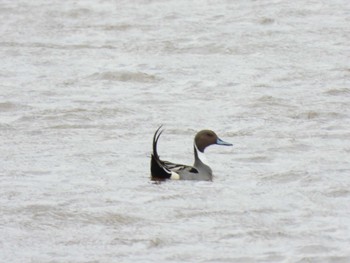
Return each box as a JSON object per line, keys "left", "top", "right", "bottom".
{"left": 151, "top": 126, "right": 171, "bottom": 180}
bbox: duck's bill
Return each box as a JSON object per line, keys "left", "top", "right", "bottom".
{"left": 216, "top": 138, "right": 233, "bottom": 146}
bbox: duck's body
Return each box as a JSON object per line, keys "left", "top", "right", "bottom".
{"left": 150, "top": 126, "right": 232, "bottom": 181}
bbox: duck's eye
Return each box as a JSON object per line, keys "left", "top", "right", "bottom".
{"left": 206, "top": 133, "right": 213, "bottom": 137}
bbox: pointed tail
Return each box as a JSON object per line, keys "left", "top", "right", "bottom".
{"left": 151, "top": 126, "right": 171, "bottom": 180}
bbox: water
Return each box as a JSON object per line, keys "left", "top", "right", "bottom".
{"left": 1, "top": 0, "right": 350, "bottom": 262}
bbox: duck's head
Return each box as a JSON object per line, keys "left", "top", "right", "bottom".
{"left": 194, "top": 130, "right": 232, "bottom": 153}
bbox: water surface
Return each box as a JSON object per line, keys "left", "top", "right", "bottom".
{"left": 1, "top": 0, "right": 350, "bottom": 262}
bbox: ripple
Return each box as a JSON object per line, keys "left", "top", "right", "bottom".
{"left": 0, "top": 102, "right": 29, "bottom": 111}
{"left": 89, "top": 71, "right": 160, "bottom": 83}
{"left": 261, "top": 170, "right": 305, "bottom": 183}
{"left": 324, "top": 88, "right": 350, "bottom": 96}
{"left": 259, "top": 17, "right": 275, "bottom": 25}
{"left": 325, "top": 188, "right": 350, "bottom": 198}
{"left": 297, "top": 244, "right": 335, "bottom": 254}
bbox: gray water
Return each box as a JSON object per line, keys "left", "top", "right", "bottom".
{"left": 1, "top": 0, "right": 350, "bottom": 262}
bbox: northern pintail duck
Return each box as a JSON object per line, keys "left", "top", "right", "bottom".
{"left": 151, "top": 126, "right": 232, "bottom": 181}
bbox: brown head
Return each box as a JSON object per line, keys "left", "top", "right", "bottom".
{"left": 194, "top": 130, "right": 232, "bottom": 152}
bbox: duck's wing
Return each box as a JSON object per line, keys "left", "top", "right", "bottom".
{"left": 162, "top": 160, "right": 198, "bottom": 174}
{"left": 165, "top": 160, "right": 210, "bottom": 180}
{"left": 150, "top": 126, "right": 198, "bottom": 181}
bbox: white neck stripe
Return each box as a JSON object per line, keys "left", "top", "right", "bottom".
{"left": 194, "top": 143, "right": 209, "bottom": 165}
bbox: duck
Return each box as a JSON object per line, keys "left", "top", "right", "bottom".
{"left": 150, "top": 126, "right": 232, "bottom": 181}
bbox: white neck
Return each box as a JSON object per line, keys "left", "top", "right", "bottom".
{"left": 194, "top": 143, "right": 209, "bottom": 165}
